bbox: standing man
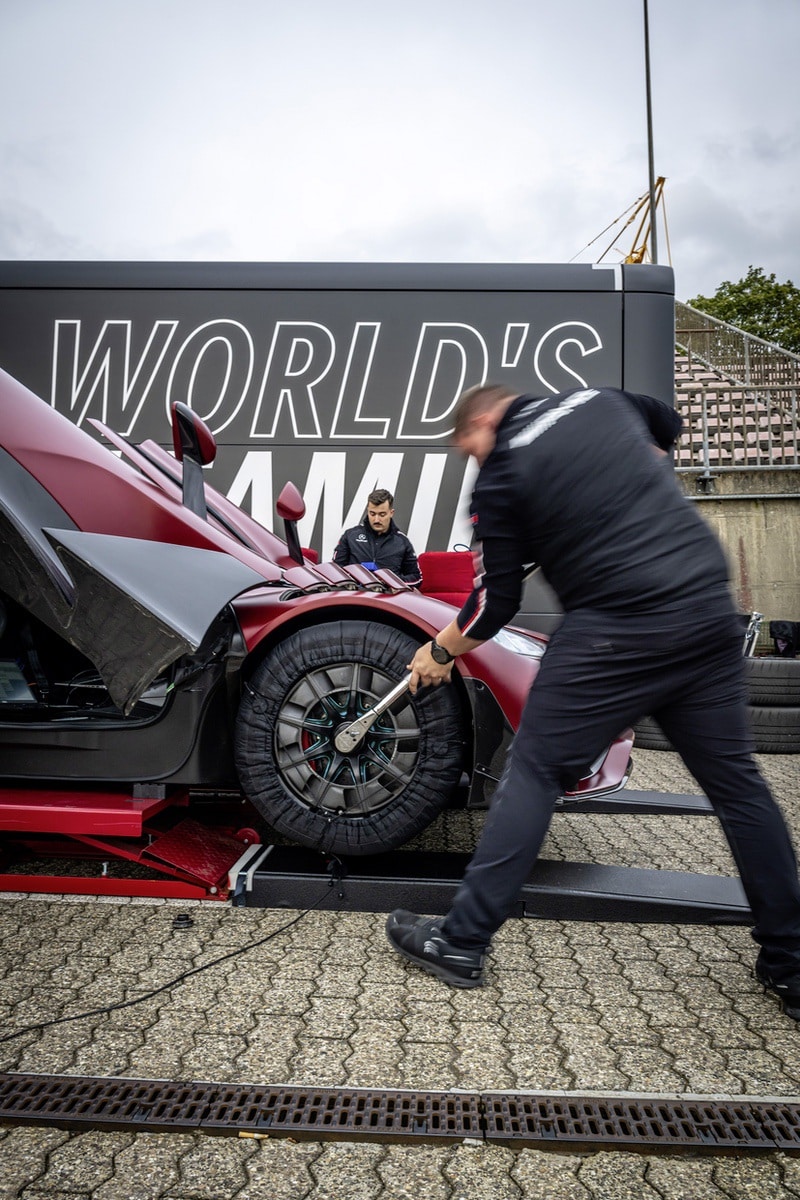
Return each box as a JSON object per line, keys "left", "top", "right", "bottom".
{"left": 333, "top": 488, "right": 421, "bottom": 584}
{"left": 385, "top": 383, "right": 800, "bottom": 1022}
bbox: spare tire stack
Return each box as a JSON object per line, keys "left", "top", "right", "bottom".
{"left": 634, "top": 658, "right": 800, "bottom": 753}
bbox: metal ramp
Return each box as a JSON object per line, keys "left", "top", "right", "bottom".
{"left": 233, "top": 785, "right": 749, "bottom": 925}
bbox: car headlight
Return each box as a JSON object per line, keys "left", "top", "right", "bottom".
{"left": 491, "top": 628, "right": 546, "bottom": 659}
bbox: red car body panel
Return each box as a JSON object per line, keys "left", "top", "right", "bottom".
{"left": 1, "top": 367, "right": 536, "bottom": 724}
{"left": 2, "top": 369, "right": 286, "bottom": 580}
{"left": 0, "top": 366, "right": 633, "bottom": 850}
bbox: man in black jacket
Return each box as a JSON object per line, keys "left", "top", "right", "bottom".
{"left": 332, "top": 488, "right": 421, "bottom": 583}
{"left": 385, "top": 382, "right": 800, "bottom": 1021}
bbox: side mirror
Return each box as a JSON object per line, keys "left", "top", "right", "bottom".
{"left": 276, "top": 482, "right": 306, "bottom": 565}
{"left": 171, "top": 402, "right": 216, "bottom": 519}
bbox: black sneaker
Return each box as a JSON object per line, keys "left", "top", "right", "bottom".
{"left": 385, "top": 909, "right": 485, "bottom": 988}
{"left": 755, "top": 953, "right": 800, "bottom": 1020}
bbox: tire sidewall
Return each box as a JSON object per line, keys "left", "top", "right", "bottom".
{"left": 634, "top": 705, "right": 800, "bottom": 754}
{"left": 747, "top": 705, "right": 800, "bottom": 753}
{"left": 632, "top": 715, "right": 674, "bottom": 751}
{"left": 235, "top": 620, "right": 463, "bottom": 855}
{"left": 746, "top": 657, "right": 800, "bottom": 706}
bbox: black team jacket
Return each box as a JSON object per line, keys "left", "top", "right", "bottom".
{"left": 456, "top": 387, "right": 732, "bottom": 641}
{"left": 332, "top": 516, "right": 421, "bottom": 583}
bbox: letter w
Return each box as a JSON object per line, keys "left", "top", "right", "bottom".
{"left": 51, "top": 319, "right": 178, "bottom": 434}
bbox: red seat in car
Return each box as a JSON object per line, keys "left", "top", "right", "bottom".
{"left": 418, "top": 551, "right": 474, "bottom": 606}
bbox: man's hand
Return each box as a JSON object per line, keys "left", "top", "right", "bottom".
{"left": 406, "top": 620, "right": 484, "bottom": 694}
{"left": 407, "top": 642, "right": 454, "bottom": 694}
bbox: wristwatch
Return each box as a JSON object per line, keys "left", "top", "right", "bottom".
{"left": 430, "top": 637, "right": 455, "bottom": 665}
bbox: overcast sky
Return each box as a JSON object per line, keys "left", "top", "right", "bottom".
{"left": 2, "top": 0, "right": 798, "bottom": 301}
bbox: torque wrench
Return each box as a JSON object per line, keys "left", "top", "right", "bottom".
{"left": 333, "top": 674, "right": 411, "bottom": 752}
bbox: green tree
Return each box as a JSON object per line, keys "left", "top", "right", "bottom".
{"left": 689, "top": 266, "right": 800, "bottom": 354}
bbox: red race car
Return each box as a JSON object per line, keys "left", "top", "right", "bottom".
{"left": 0, "top": 367, "right": 632, "bottom": 856}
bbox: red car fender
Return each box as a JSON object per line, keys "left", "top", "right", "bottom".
{"left": 231, "top": 586, "right": 537, "bottom": 733}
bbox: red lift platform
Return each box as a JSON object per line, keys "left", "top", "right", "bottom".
{"left": 0, "top": 785, "right": 751, "bottom": 927}
{"left": 0, "top": 786, "right": 262, "bottom": 900}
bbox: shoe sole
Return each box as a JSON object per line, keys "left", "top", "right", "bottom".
{"left": 386, "top": 927, "right": 483, "bottom": 989}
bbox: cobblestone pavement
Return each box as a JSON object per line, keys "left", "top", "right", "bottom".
{"left": 1, "top": 749, "right": 800, "bottom": 1198}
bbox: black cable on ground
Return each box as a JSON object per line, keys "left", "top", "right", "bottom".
{"left": 0, "top": 883, "right": 335, "bottom": 1047}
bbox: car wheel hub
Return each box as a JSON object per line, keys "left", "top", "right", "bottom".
{"left": 273, "top": 662, "right": 421, "bottom": 816}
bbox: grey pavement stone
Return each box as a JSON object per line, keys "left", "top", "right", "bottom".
{"left": 709, "top": 1017, "right": 764, "bottom": 1052}
{"left": 30, "top": 1130, "right": 133, "bottom": 1193}
{"left": 0, "top": 1126, "right": 70, "bottom": 1200}
{"left": 645, "top": 1155, "right": 729, "bottom": 1199}
{"left": 452, "top": 1020, "right": 514, "bottom": 1090}
{"left": 180, "top": 1032, "right": 249, "bottom": 1080}
{"left": 402, "top": 996, "right": 456, "bottom": 1039}
{"left": 577, "top": 1149, "right": 664, "bottom": 1198}
{"left": 401, "top": 1040, "right": 458, "bottom": 1090}
{"left": 232, "top": 1014, "right": 300, "bottom": 1081}
{"left": 1, "top": 750, "right": 800, "bottom": 1198}
{"left": 19, "top": 1192, "right": 92, "bottom": 1199}
{"left": 778, "top": 1154, "right": 800, "bottom": 1198}
{"left": 255, "top": 975, "right": 314, "bottom": 1018}
{"left": 356, "top": 981, "right": 407, "bottom": 1021}
{"left": 512, "top": 1149, "right": 592, "bottom": 1200}
{"left": 377, "top": 1143, "right": 453, "bottom": 1200}
{"left": 290, "top": 1034, "right": 352, "bottom": 1085}
{"left": 599, "top": 1008, "right": 661, "bottom": 1048}
{"left": 234, "top": 1136, "right": 322, "bottom": 1199}
{"left": 305, "top": 1140, "right": 385, "bottom": 1200}
{"left": 315, "top": 966, "right": 363, "bottom": 998}
{"left": 505, "top": 1042, "right": 566, "bottom": 1088}
{"left": 92, "top": 1132, "right": 185, "bottom": 1200}
{"left": 724, "top": 1047, "right": 800, "bottom": 1093}
{"left": 500, "top": 1010, "right": 561, "bottom": 1048}
{"left": 561, "top": 1044, "right": 630, "bottom": 1091}
{"left": 612, "top": 1045, "right": 687, "bottom": 1090}
{"left": 547, "top": 989, "right": 613, "bottom": 1027}
{"left": 165, "top": 1135, "right": 254, "bottom": 1198}
{"left": 301, "top": 995, "right": 358, "bottom": 1041}
{"left": 712, "top": 1154, "right": 797, "bottom": 1199}
{"left": 443, "top": 1141, "right": 522, "bottom": 1200}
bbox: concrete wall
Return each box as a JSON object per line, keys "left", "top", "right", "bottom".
{"left": 678, "top": 470, "right": 800, "bottom": 639}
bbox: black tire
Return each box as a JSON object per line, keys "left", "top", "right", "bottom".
{"left": 234, "top": 620, "right": 464, "bottom": 855}
{"left": 748, "top": 706, "right": 800, "bottom": 754}
{"left": 746, "top": 657, "right": 800, "bottom": 706}
{"left": 634, "top": 708, "right": 800, "bottom": 754}
{"left": 632, "top": 716, "right": 674, "bottom": 752}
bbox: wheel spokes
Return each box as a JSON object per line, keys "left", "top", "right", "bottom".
{"left": 274, "top": 662, "right": 420, "bottom": 815}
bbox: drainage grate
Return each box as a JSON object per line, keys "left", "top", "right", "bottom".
{"left": 1, "top": 1074, "right": 799, "bottom": 1152}
{"left": 481, "top": 1093, "right": 792, "bottom": 1151}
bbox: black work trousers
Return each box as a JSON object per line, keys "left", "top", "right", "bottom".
{"left": 443, "top": 604, "right": 800, "bottom": 982}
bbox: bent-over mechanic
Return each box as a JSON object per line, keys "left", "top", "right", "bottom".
{"left": 385, "top": 383, "right": 800, "bottom": 1023}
